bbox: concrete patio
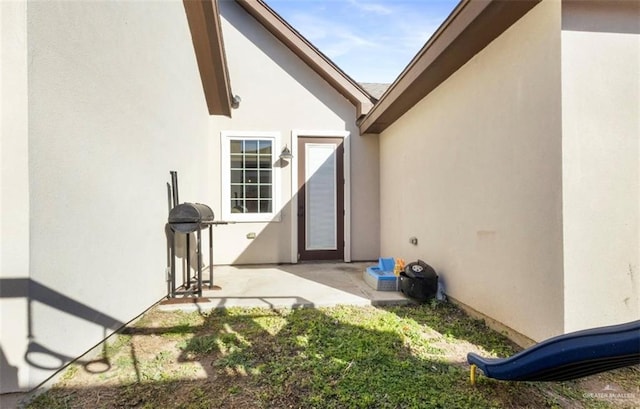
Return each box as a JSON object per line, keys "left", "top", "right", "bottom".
{"left": 159, "top": 261, "right": 412, "bottom": 311}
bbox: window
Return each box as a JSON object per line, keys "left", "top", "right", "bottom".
{"left": 221, "top": 132, "right": 281, "bottom": 222}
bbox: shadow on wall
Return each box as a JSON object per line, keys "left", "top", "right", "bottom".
{"left": 230, "top": 157, "right": 294, "bottom": 265}
{"left": 0, "top": 278, "right": 126, "bottom": 392}
{"left": 1, "top": 346, "right": 19, "bottom": 392}
{"left": 211, "top": 1, "right": 379, "bottom": 265}
{"left": 226, "top": 140, "right": 345, "bottom": 266}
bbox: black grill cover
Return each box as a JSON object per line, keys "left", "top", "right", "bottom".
{"left": 168, "top": 203, "right": 214, "bottom": 233}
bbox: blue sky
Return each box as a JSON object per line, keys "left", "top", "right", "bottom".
{"left": 265, "top": 0, "right": 460, "bottom": 84}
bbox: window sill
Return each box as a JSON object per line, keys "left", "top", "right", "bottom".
{"left": 222, "top": 213, "right": 281, "bottom": 223}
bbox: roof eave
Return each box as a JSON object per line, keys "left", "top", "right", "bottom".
{"left": 359, "top": 0, "right": 541, "bottom": 135}
{"left": 184, "top": 0, "right": 234, "bottom": 117}
{"left": 235, "top": 0, "right": 374, "bottom": 117}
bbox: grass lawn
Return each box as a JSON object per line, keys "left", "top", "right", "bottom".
{"left": 27, "top": 302, "right": 638, "bottom": 408}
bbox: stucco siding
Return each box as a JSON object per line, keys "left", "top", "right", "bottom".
{"left": 207, "top": 1, "right": 379, "bottom": 264}
{"left": 3, "top": 0, "right": 212, "bottom": 391}
{"left": 561, "top": 0, "right": 640, "bottom": 332}
{"left": 1, "top": 0, "right": 31, "bottom": 393}
{"left": 379, "top": 0, "right": 564, "bottom": 342}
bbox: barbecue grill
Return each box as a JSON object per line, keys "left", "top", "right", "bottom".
{"left": 168, "top": 203, "right": 215, "bottom": 233}
{"left": 165, "top": 171, "right": 222, "bottom": 298}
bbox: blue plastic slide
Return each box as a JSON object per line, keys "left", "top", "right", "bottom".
{"left": 467, "top": 320, "right": 640, "bottom": 384}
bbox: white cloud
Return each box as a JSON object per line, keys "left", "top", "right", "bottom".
{"left": 266, "top": 0, "right": 458, "bottom": 82}
{"left": 394, "top": 17, "right": 446, "bottom": 52}
{"left": 346, "top": 0, "right": 393, "bottom": 15}
{"left": 287, "top": 12, "right": 377, "bottom": 59}
{"left": 327, "top": 31, "right": 377, "bottom": 58}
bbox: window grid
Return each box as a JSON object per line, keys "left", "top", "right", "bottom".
{"left": 230, "top": 139, "right": 273, "bottom": 214}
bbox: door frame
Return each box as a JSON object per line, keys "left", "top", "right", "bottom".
{"left": 290, "top": 130, "right": 351, "bottom": 263}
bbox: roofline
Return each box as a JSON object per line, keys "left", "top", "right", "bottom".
{"left": 183, "top": 0, "right": 233, "bottom": 116}
{"left": 359, "top": 0, "right": 541, "bottom": 135}
{"left": 234, "top": 0, "right": 375, "bottom": 117}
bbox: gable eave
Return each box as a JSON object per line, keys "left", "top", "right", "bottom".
{"left": 184, "top": 0, "right": 234, "bottom": 117}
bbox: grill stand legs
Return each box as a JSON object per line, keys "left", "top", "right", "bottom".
{"left": 201, "top": 225, "right": 218, "bottom": 290}
{"left": 168, "top": 224, "right": 216, "bottom": 298}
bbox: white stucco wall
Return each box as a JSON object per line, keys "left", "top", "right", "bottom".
{"left": 1, "top": 0, "right": 212, "bottom": 391}
{"left": 1, "top": 0, "right": 32, "bottom": 392}
{"left": 561, "top": 0, "right": 640, "bottom": 332}
{"left": 206, "top": 1, "right": 379, "bottom": 264}
{"left": 379, "top": 0, "right": 564, "bottom": 342}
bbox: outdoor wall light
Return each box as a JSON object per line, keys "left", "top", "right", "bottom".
{"left": 231, "top": 95, "right": 241, "bottom": 109}
{"left": 279, "top": 145, "right": 293, "bottom": 160}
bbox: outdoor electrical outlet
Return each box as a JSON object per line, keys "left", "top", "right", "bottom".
{"left": 246, "top": 232, "right": 256, "bottom": 239}
{"left": 410, "top": 237, "right": 418, "bottom": 245}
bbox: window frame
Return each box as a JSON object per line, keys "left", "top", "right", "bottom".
{"left": 221, "top": 131, "right": 281, "bottom": 222}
